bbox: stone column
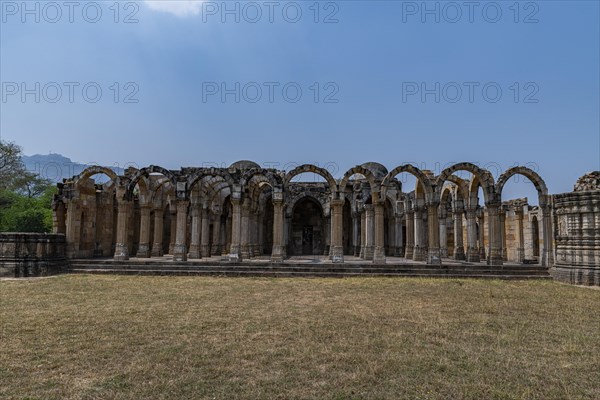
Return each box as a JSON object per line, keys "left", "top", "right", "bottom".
{"left": 359, "top": 209, "right": 366, "bottom": 258}
{"left": 271, "top": 192, "right": 285, "bottom": 262}
{"left": 331, "top": 199, "right": 344, "bottom": 263}
{"left": 173, "top": 200, "right": 189, "bottom": 261}
{"left": 394, "top": 214, "right": 404, "bottom": 257}
{"left": 114, "top": 200, "right": 131, "bottom": 260}
{"left": 136, "top": 205, "right": 152, "bottom": 258}
{"left": 373, "top": 201, "right": 386, "bottom": 263}
{"left": 515, "top": 207, "right": 525, "bottom": 263}
{"left": 240, "top": 199, "right": 251, "bottom": 259}
{"left": 427, "top": 202, "right": 441, "bottom": 265}
{"left": 452, "top": 201, "right": 465, "bottom": 260}
{"left": 168, "top": 208, "right": 177, "bottom": 255}
{"left": 477, "top": 208, "right": 486, "bottom": 261}
{"left": 352, "top": 211, "right": 360, "bottom": 257}
{"left": 151, "top": 208, "right": 164, "bottom": 257}
{"left": 188, "top": 204, "right": 201, "bottom": 259}
{"left": 499, "top": 207, "right": 507, "bottom": 261}
{"left": 405, "top": 208, "right": 414, "bottom": 259}
{"left": 465, "top": 205, "right": 480, "bottom": 262}
{"left": 486, "top": 202, "right": 503, "bottom": 266}
{"left": 65, "top": 199, "right": 79, "bottom": 258}
{"left": 439, "top": 208, "right": 448, "bottom": 258}
{"left": 324, "top": 216, "right": 331, "bottom": 257}
{"left": 541, "top": 203, "right": 554, "bottom": 267}
{"left": 364, "top": 204, "right": 374, "bottom": 260}
{"left": 229, "top": 194, "right": 242, "bottom": 261}
{"left": 413, "top": 206, "right": 426, "bottom": 261}
{"left": 211, "top": 212, "right": 222, "bottom": 256}
{"left": 200, "top": 207, "right": 210, "bottom": 257}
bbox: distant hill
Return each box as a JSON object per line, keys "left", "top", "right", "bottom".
{"left": 22, "top": 153, "right": 123, "bottom": 183}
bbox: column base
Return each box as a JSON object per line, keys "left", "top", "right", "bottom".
{"left": 211, "top": 245, "right": 221, "bottom": 256}
{"left": 324, "top": 245, "right": 330, "bottom": 257}
{"left": 373, "top": 246, "right": 386, "bottom": 263}
{"left": 151, "top": 244, "right": 163, "bottom": 257}
{"left": 271, "top": 245, "right": 285, "bottom": 262}
{"left": 200, "top": 244, "right": 210, "bottom": 258}
{"left": 188, "top": 244, "right": 201, "bottom": 259}
{"left": 479, "top": 247, "right": 486, "bottom": 260}
{"left": 517, "top": 248, "right": 525, "bottom": 263}
{"left": 173, "top": 244, "right": 187, "bottom": 262}
{"left": 440, "top": 247, "right": 448, "bottom": 258}
{"left": 454, "top": 246, "right": 465, "bottom": 260}
{"left": 412, "top": 246, "right": 426, "bottom": 262}
{"left": 427, "top": 248, "right": 442, "bottom": 265}
{"left": 364, "top": 246, "right": 374, "bottom": 260}
{"left": 241, "top": 245, "right": 250, "bottom": 260}
{"left": 466, "top": 247, "right": 480, "bottom": 262}
{"left": 332, "top": 246, "right": 344, "bottom": 263}
{"left": 404, "top": 245, "right": 414, "bottom": 259}
{"left": 114, "top": 243, "right": 129, "bottom": 261}
{"left": 136, "top": 244, "right": 151, "bottom": 258}
{"left": 229, "top": 244, "right": 241, "bottom": 262}
{"left": 488, "top": 255, "right": 503, "bottom": 266}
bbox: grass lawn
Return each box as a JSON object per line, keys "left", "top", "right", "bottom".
{"left": 1, "top": 275, "right": 599, "bottom": 400}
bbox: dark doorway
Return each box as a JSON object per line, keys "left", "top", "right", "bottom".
{"left": 291, "top": 197, "right": 324, "bottom": 255}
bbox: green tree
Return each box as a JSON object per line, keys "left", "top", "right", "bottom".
{"left": 0, "top": 140, "right": 55, "bottom": 232}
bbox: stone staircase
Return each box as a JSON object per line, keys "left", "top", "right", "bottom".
{"left": 68, "top": 259, "right": 551, "bottom": 280}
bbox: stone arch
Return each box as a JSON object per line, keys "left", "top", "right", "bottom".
{"left": 186, "top": 168, "right": 235, "bottom": 198}
{"left": 241, "top": 168, "right": 283, "bottom": 189}
{"left": 284, "top": 164, "right": 337, "bottom": 193}
{"left": 339, "top": 166, "right": 379, "bottom": 199}
{"left": 496, "top": 166, "right": 549, "bottom": 206}
{"left": 73, "top": 166, "right": 118, "bottom": 186}
{"left": 436, "top": 163, "right": 495, "bottom": 203}
{"left": 381, "top": 164, "right": 434, "bottom": 200}
{"left": 127, "top": 166, "right": 176, "bottom": 199}
{"left": 286, "top": 192, "right": 329, "bottom": 218}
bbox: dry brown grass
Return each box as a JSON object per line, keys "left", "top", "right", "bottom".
{"left": 1, "top": 275, "right": 599, "bottom": 400}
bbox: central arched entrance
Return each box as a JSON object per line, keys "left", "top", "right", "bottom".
{"left": 291, "top": 197, "right": 325, "bottom": 256}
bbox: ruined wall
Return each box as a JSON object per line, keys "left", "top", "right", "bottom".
{"left": 550, "top": 172, "right": 600, "bottom": 285}
{"left": 0, "top": 233, "right": 66, "bottom": 277}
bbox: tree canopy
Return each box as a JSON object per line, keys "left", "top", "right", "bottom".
{"left": 0, "top": 140, "right": 55, "bottom": 232}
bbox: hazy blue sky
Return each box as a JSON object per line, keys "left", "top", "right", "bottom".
{"left": 1, "top": 0, "right": 599, "bottom": 199}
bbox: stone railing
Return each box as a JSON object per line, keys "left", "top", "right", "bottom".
{"left": 0, "top": 233, "right": 67, "bottom": 277}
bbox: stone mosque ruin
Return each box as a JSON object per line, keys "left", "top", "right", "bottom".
{"left": 1, "top": 162, "right": 599, "bottom": 286}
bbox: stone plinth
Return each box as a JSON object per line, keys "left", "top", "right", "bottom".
{"left": 0, "top": 233, "right": 66, "bottom": 277}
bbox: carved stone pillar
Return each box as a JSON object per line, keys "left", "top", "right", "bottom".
{"left": 452, "top": 201, "right": 465, "bottom": 260}
{"left": 515, "top": 207, "right": 525, "bottom": 263}
{"left": 394, "top": 214, "right": 404, "bottom": 257}
{"left": 168, "top": 208, "right": 177, "bottom": 255}
{"left": 364, "top": 205, "right": 374, "bottom": 260}
{"left": 413, "top": 206, "right": 426, "bottom": 261}
{"left": 271, "top": 192, "right": 285, "bottom": 262}
{"left": 541, "top": 203, "right": 554, "bottom": 267}
{"left": 324, "top": 216, "right": 331, "bottom": 257}
{"left": 499, "top": 207, "right": 507, "bottom": 261}
{"left": 200, "top": 207, "right": 210, "bottom": 257}
{"left": 405, "top": 208, "right": 414, "bottom": 259}
{"left": 331, "top": 199, "right": 344, "bottom": 263}
{"left": 188, "top": 204, "right": 202, "bottom": 259}
{"left": 52, "top": 201, "right": 66, "bottom": 234}
{"left": 114, "top": 200, "right": 131, "bottom": 261}
{"left": 465, "top": 205, "right": 480, "bottom": 262}
{"left": 151, "top": 208, "right": 164, "bottom": 257}
{"left": 136, "top": 205, "right": 152, "bottom": 258}
{"left": 65, "top": 199, "right": 79, "bottom": 259}
{"left": 486, "top": 202, "right": 503, "bottom": 266}
{"left": 359, "top": 209, "right": 366, "bottom": 258}
{"left": 241, "top": 199, "right": 251, "bottom": 259}
{"left": 373, "top": 201, "right": 386, "bottom": 263}
{"left": 477, "top": 207, "right": 486, "bottom": 260}
{"left": 229, "top": 193, "right": 242, "bottom": 261}
{"left": 439, "top": 208, "right": 448, "bottom": 258}
{"left": 427, "top": 202, "right": 441, "bottom": 265}
{"left": 173, "top": 200, "right": 189, "bottom": 262}
{"left": 211, "top": 212, "right": 222, "bottom": 256}
{"left": 352, "top": 212, "right": 360, "bottom": 257}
